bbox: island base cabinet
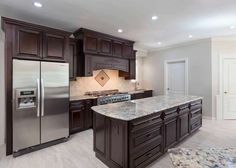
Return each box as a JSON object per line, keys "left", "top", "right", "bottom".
{"left": 93, "top": 99, "right": 202, "bottom": 168}
{"left": 94, "top": 113, "right": 129, "bottom": 168}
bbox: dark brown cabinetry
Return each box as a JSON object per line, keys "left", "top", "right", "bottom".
{"left": 74, "top": 28, "right": 136, "bottom": 79}
{"left": 69, "top": 39, "right": 77, "bottom": 80}
{"left": 14, "top": 26, "right": 42, "bottom": 59}
{"left": 93, "top": 99, "right": 202, "bottom": 168}
{"left": 100, "top": 38, "right": 112, "bottom": 55}
{"left": 43, "top": 33, "right": 66, "bottom": 61}
{"left": 11, "top": 19, "right": 70, "bottom": 62}
{"left": 69, "top": 99, "right": 95, "bottom": 134}
{"left": 2, "top": 17, "right": 71, "bottom": 155}
{"left": 130, "top": 90, "right": 153, "bottom": 100}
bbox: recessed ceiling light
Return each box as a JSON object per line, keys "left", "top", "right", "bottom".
{"left": 152, "top": 16, "right": 158, "bottom": 20}
{"left": 230, "top": 25, "right": 235, "bottom": 29}
{"left": 34, "top": 2, "right": 42, "bottom": 8}
{"left": 118, "top": 29, "right": 123, "bottom": 33}
{"left": 157, "top": 42, "right": 162, "bottom": 45}
{"left": 188, "top": 35, "right": 193, "bottom": 38}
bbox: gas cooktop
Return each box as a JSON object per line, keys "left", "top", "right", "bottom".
{"left": 85, "top": 90, "right": 131, "bottom": 105}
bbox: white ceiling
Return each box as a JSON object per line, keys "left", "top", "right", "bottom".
{"left": 0, "top": 0, "right": 236, "bottom": 50}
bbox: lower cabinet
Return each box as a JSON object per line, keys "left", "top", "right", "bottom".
{"left": 69, "top": 99, "right": 96, "bottom": 134}
{"left": 93, "top": 99, "right": 203, "bottom": 168}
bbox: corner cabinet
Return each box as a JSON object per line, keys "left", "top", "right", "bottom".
{"left": 12, "top": 24, "right": 70, "bottom": 62}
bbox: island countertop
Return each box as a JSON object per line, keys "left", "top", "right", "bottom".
{"left": 91, "top": 95, "right": 202, "bottom": 121}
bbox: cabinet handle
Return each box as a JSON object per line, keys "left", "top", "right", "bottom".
{"left": 146, "top": 134, "right": 152, "bottom": 138}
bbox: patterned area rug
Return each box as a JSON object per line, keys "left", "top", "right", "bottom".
{"left": 168, "top": 148, "right": 236, "bottom": 168}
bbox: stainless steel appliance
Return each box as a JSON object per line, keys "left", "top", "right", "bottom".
{"left": 13, "top": 59, "right": 69, "bottom": 156}
{"left": 97, "top": 94, "right": 131, "bottom": 105}
{"left": 86, "top": 90, "right": 131, "bottom": 105}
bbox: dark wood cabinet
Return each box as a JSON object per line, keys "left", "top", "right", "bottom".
{"left": 99, "top": 38, "right": 112, "bottom": 55}
{"left": 112, "top": 41, "right": 123, "bottom": 57}
{"left": 84, "top": 35, "right": 98, "bottom": 53}
{"left": 123, "top": 43, "right": 133, "bottom": 58}
{"left": 178, "top": 104, "right": 190, "bottom": 141}
{"left": 11, "top": 20, "right": 70, "bottom": 62}
{"left": 14, "top": 26, "right": 42, "bottom": 59}
{"left": 130, "top": 90, "right": 153, "bottom": 100}
{"left": 93, "top": 99, "right": 202, "bottom": 168}
{"left": 69, "top": 39, "right": 77, "bottom": 80}
{"left": 43, "top": 33, "right": 66, "bottom": 61}
{"left": 74, "top": 28, "right": 136, "bottom": 78}
{"left": 69, "top": 99, "right": 95, "bottom": 134}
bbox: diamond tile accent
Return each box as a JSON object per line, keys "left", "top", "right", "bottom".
{"left": 95, "top": 70, "right": 110, "bottom": 87}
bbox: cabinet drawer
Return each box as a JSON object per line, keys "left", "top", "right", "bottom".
{"left": 70, "top": 101, "right": 85, "bottom": 110}
{"left": 191, "top": 119, "right": 202, "bottom": 132}
{"left": 190, "top": 108, "right": 202, "bottom": 118}
{"left": 132, "top": 126, "right": 162, "bottom": 149}
{"left": 130, "top": 143, "right": 162, "bottom": 168}
{"left": 130, "top": 114, "right": 162, "bottom": 133}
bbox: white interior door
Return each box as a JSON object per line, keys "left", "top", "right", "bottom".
{"left": 223, "top": 58, "right": 236, "bottom": 119}
{"left": 166, "top": 61, "right": 186, "bottom": 95}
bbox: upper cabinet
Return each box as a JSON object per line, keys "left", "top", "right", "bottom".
{"left": 84, "top": 35, "right": 98, "bottom": 53}
{"left": 68, "top": 39, "right": 77, "bottom": 80}
{"left": 6, "top": 18, "right": 70, "bottom": 62}
{"left": 74, "top": 28, "right": 135, "bottom": 59}
{"left": 43, "top": 33, "right": 67, "bottom": 61}
{"left": 14, "top": 26, "right": 43, "bottom": 59}
{"left": 74, "top": 28, "right": 136, "bottom": 78}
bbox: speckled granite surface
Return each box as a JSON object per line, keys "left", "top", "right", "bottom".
{"left": 91, "top": 95, "right": 202, "bottom": 121}
{"left": 169, "top": 148, "right": 236, "bottom": 168}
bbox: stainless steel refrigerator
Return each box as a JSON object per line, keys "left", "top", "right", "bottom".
{"left": 12, "top": 59, "right": 69, "bottom": 156}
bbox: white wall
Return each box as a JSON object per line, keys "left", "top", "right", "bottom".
{"left": 211, "top": 37, "right": 236, "bottom": 119}
{"left": 0, "top": 17, "right": 5, "bottom": 146}
{"left": 143, "top": 39, "right": 212, "bottom": 117}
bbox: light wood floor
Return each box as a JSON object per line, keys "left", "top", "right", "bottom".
{"left": 0, "top": 119, "right": 236, "bottom": 168}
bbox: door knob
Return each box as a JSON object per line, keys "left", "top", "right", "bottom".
{"left": 224, "top": 91, "right": 228, "bottom": 94}
{"left": 167, "top": 88, "right": 170, "bottom": 90}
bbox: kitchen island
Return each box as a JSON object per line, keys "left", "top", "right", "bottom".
{"left": 92, "top": 95, "right": 203, "bottom": 168}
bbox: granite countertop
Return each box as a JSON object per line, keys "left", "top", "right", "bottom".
{"left": 91, "top": 95, "right": 202, "bottom": 121}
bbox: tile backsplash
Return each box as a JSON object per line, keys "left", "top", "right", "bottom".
{"left": 70, "top": 69, "right": 136, "bottom": 96}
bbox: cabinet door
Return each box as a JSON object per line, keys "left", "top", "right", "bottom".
{"left": 179, "top": 113, "right": 189, "bottom": 141}
{"left": 164, "top": 118, "right": 178, "bottom": 151}
{"left": 69, "top": 40, "right": 77, "bottom": 80}
{"left": 122, "top": 44, "right": 133, "bottom": 58}
{"left": 70, "top": 101, "right": 85, "bottom": 134}
{"left": 99, "top": 38, "right": 112, "bottom": 55}
{"left": 129, "top": 59, "right": 136, "bottom": 79}
{"left": 14, "top": 26, "right": 42, "bottom": 59}
{"left": 43, "top": 33, "right": 66, "bottom": 61}
{"left": 85, "top": 100, "right": 93, "bottom": 128}
{"left": 112, "top": 41, "right": 122, "bottom": 57}
{"left": 84, "top": 35, "right": 98, "bottom": 53}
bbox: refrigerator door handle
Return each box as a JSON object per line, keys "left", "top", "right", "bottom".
{"left": 37, "top": 78, "right": 40, "bottom": 117}
{"left": 41, "top": 79, "right": 45, "bottom": 117}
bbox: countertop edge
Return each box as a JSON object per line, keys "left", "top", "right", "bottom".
{"left": 92, "top": 96, "right": 203, "bottom": 121}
